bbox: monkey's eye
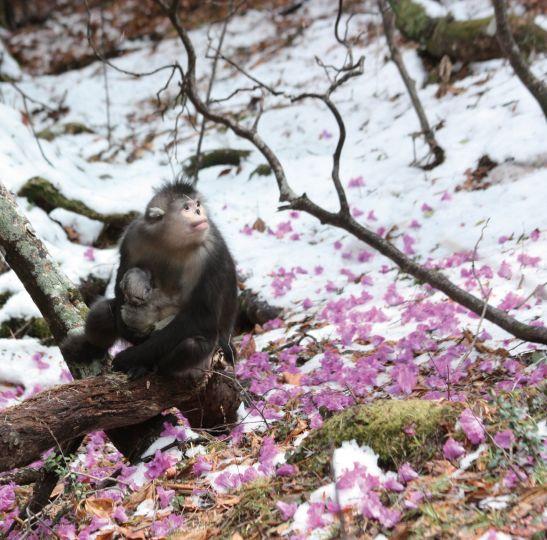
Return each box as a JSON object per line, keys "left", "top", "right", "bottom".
{"left": 183, "top": 204, "right": 190, "bottom": 211}
{"left": 196, "top": 201, "right": 201, "bottom": 207}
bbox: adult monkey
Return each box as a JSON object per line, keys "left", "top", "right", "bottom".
{"left": 63, "top": 180, "right": 238, "bottom": 378}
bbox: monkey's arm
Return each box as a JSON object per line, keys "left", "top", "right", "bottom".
{"left": 112, "top": 282, "right": 219, "bottom": 378}
{"left": 60, "top": 298, "right": 117, "bottom": 364}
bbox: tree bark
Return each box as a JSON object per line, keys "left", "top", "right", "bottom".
{"left": 492, "top": 0, "right": 547, "bottom": 118}
{"left": 0, "top": 364, "right": 240, "bottom": 473}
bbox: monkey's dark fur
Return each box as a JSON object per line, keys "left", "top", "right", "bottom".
{"left": 62, "top": 181, "right": 238, "bottom": 378}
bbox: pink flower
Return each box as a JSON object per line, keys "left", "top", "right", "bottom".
{"left": 443, "top": 438, "right": 465, "bottom": 460}
{"left": 494, "top": 429, "right": 515, "bottom": 449}
{"left": 421, "top": 203, "right": 433, "bottom": 214}
{"left": 459, "top": 409, "right": 485, "bottom": 444}
{"left": 402, "top": 234, "right": 416, "bottom": 255}
{"left": 83, "top": 247, "right": 95, "bottom": 261}
{"left": 156, "top": 485, "right": 175, "bottom": 508}
{"left": 409, "top": 219, "right": 421, "bottom": 229}
{"left": 398, "top": 463, "right": 418, "bottom": 483}
{"left": 145, "top": 450, "right": 174, "bottom": 479}
{"left": 276, "top": 500, "right": 297, "bottom": 519}
{"left": 530, "top": 228, "right": 540, "bottom": 241}
{"left": 497, "top": 261, "right": 512, "bottom": 280}
{"left": 112, "top": 505, "right": 128, "bottom": 523}
{"left": 307, "top": 502, "right": 327, "bottom": 528}
{"left": 192, "top": 456, "right": 212, "bottom": 476}
{"left": 151, "top": 514, "right": 184, "bottom": 537}
{"left": 498, "top": 235, "right": 509, "bottom": 244}
{"left": 32, "top": 352, "right": 49, "bottom": 370}
{"left": 517, "top": 253, "right": 540, "bottom": 267}
{"left": 319, "top": 129, "right": 333, "bottom": 140}
{"left": 161, "top": 421, "right": 187, "bottom": 441}
{"left": 348, "top": 176, "right": 365, "bottom": 188}
{"left": 276, "top": 464, "right": 297, "bottom": 477}
{"left": 0, "top": 483, "right": 15, "bottom": 511}
{"left": 498, "top": 292, "right": 524, "bottom": 311}
{"left": 384, "top": 283, "right": 404, "bottom": 306}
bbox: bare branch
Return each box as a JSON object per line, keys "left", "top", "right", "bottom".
{"left": 492, "top": 0, "right": 547, "bottom": 118}
{"left": 193, "top": 2, "right": 234, "bottom": 185}
{"left": 378, "top": 0, "right": 445, "bottom": 169}
{"left": 154, "top": 1, "right": 547, "bottom": 345}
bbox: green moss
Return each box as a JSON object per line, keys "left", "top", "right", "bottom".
{"left": 0, "top": 317, "right": 53, "bottom": 342}
{"left": 36, "top": 128, "right": 56, "bottom": 141}
{"left": 392, "top": 0, "right": 434, "bottom": 42}
{"left": 183, "top": 148, "right": 251, "bottom": 176}
{"left": 19, "top": 177, "right": 138, "bottom": 239}
{"left": 36, "top": 123, "right": 95, "bottom": 142}
{"left": 393, "top": 1, "right": 547, "bottom": 62}
{"left": 62, "top": 122, "right": 95, "bottom": 136}
{"left": 249, "top": 163, "right": 272, "bottom": 179}
{"left": 291, "top": 399, "right": 460, "bottom": 474}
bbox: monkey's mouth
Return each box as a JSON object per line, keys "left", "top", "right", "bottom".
{"left": 192, "top": 219, "right": 209, "bottom": 231}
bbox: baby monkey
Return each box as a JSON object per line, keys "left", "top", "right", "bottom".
{"left": 62, "top": 180, "right": 238, "bottom": 378}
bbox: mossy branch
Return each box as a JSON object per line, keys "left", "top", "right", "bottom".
{"left": 182, "top": 148, "right": 251, "bottom": 176}
{"left": 18, "top": 176, "right": 138, "bottom": 246}
{"left": 391, "top": 0, "right": 547, "bottom": 62}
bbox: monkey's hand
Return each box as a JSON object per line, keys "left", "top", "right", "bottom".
{"left": 112, "top": 352, "right": 156, "bottom": 380}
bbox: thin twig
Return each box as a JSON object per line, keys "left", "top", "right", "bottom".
{"left": 193, "top": 1, "right": 233, "bottom": 185}
{"left": 378, "top": 0, "right": 445, "bottom": 169}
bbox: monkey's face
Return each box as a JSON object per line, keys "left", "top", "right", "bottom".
{"left": 145, "top": 194, "right": 209, "bottom": 251}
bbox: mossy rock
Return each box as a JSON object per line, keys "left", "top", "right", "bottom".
{"left": 182, "top": 148, "right": 251, "bottom": 176}
{"left": 62, "top": 122, "right": 95, "bottom": 136}
{"left": 290, "top": 399, "right": 460, "bottom": 474}
{"left": 0, "top": 317, "right": 53, "bottom": 342}
{"left": 249, "top": 163, "right": 272, "bottom": 179}
{"left": 37, "top": 122, "right": 95, "bottom": 142}
{"left": 19, "top": 177, "right": 138, "bottom": 246}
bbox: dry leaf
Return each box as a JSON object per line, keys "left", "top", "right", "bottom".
{"left": 252, "top": 217, "right": 266, "bottom": 232}
{"left": 85, "top": 497, "right": 115, "bottom": 519}
{"left": 126, "top": 483, "right": 155, "bottom": 509}
{"left": 282, "top": 371, "right": 302, "bottom": 386}
{"left": 51, "top": 482, "right": 64, "bottom": 498}
{"left": 117, "top": 526, "right": 147, "bottom": 539}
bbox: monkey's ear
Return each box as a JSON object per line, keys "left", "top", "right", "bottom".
{"left": 147, "top": 207, "right": 165, "bottom": 220}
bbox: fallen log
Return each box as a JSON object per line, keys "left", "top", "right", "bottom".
{"left": 392, "top": 0, "right": 547, "bottom": 63}
{"left": 0, "top": 364, "right": 240, "bottom": 473}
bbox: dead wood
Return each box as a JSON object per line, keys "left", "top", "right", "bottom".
{"left": 0, "top": 364, "right": 240, "bottom": 473}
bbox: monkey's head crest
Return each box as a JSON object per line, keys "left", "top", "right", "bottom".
{"left": 155, "top": 178, "right": 197, "bottom": 200}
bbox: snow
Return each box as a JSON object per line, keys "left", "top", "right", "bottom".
{"left": 0, "top": 0, "right": 545, "bottom": 534}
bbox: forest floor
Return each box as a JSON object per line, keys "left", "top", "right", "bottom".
{"left": 0, "top": 0, "right": 546, "bottom": 538}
